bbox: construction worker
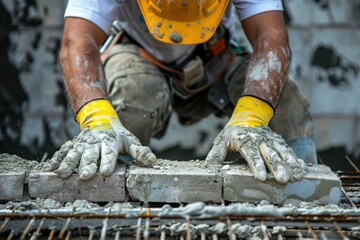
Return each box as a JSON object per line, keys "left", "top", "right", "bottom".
{"left": 43, "top": 0, "right": 316, "bottom": 183}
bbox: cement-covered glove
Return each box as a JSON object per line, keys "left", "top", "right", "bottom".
{"left": 205, "top": 96, "right": 307, "bottom": 183}
{"left": 42, "top": 99, "right": 156, "bottom": 180}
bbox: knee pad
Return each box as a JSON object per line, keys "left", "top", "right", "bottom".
{"left": 104, "top": 44, "right": 172, "bottom": 144}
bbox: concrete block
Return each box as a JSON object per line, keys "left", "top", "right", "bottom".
{"left": 0, "top": 172, "right": 25, "bottom": 201}
{"left": 223, "top": 164, "right": 342, "bottom": 205}
{"left": 28, "top": 166, "right": 126, "bottom": 202}
{"left": 126, "top": 160, "right": 222, "bottom": 203}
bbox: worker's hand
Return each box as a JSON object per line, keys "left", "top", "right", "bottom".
{"left": 42, "top": 99, "right": 156, "bottom": 180}
{"left": 204, "top": 96, "right": 307, "bottom": 183}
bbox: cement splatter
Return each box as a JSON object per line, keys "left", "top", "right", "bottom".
{"left": 243, "top": 30, "right": 290, "bottom": 106}
{"left": 204, "top": 125, "right": 307, "bottom": 183}
{"left": 151, "top": 24, "right": 165, "bottom": 39}
{"left": 0, "top": 198, "right": 103, "bottom": 211}
{"left": 169, "top": 31, "right": 183, "bottom": 43}
{"left": 230, "top": 223, "right": 261, "bottom": 239}
{"left": 1, "top": 198, "right": 62, "bottom": 210}
{"left": 272, "top": 226, "right": 287, "bottom": 235}
{"left": 64, "top": 199, "right": 100, "bottom": 209}
{"left": 42, "top": 120, "right": 156, "bottom": 180}
{"left": 209, "top": 222, "right": 227, "bottom": 235}
{"left": 0, "top": 153, "right": 41, "bottom": 174}
{"left": 350, "top": 226, "right": 360, "bottom": 239}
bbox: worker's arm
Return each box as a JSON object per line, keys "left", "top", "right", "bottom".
{"left": 242, "top": 11, "right": 290, "bottom": 107}
{"left": 42, "top": 17, "right": 156, "bottom": 180}
{"left": 205, "top": 11, "right": 307, "bottom": 183}
{"left": 60, "top": 17, "right": 108, "bottom": 111}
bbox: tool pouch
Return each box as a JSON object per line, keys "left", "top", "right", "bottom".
{"left": 170, "top": 24, "right": 235, "bottom": 99}
{"left": 171, "top": 48, "right": 235, "bottom": 99}
{"left": 182, "top": 56, "right": 204, "bottom": 87}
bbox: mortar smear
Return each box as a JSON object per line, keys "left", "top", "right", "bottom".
{"left": 0, "top": 153, "right": 41, "bottom": 174}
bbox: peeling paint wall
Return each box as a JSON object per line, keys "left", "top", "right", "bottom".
{"left": 0, "top": 0, "right": 76, "bottom": 159}
{"left": 284, "top": 0, "right": 360, "bottom": 156}
{"left": 0, "top": 0, "right": 359, "bottom": 161}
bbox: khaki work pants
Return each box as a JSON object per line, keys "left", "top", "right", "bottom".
{"left": 104, "top": 44, "right": 317, "bottom": 164}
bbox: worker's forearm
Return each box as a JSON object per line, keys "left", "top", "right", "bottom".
{"left": 243, "top": 29, "right": 291, "bottom": 108}
{"left": 60, "top": 36, "right": 108, "bottom": 113}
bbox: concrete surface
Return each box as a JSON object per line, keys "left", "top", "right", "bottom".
{"left": 0, "top": 172, "right": 25, "bottom": 201}
{"left": 28, "top": 166, "right": 126, "bottom": 202}
{"left": 0, "top": 154, "right": 342, "bottom": 205}
{"left": 127, "top": 159, "right": 222, "bottom": 203}
{"left": 223, "top": 164, "right": 342, "bottom": 205}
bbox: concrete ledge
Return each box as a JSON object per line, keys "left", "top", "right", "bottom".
{"left": 28, "top": 166, "right": 126, "bottom": 202}
{"left": 127, "top": 160, "right": 222, "bottom": 203}
{"left": 0, "top": 172, "right": 25, "bottom": 201}
{"left": 223, "top": 164, "right": 342, "bottom": 205}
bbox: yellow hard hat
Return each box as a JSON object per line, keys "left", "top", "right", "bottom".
{"left": 137, "top": 0, "right": 229, "bottom": 44}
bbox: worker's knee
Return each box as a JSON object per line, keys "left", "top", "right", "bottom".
{"left": 104, "top": 44, "right": 172, "bottom": 145}
{"left": 270, "top": 76, "right": 317, "bottom": 164}
{"left": 271, "top": 76, "right": 313, "bottom": 139}
{"left": 225, "top": 55, "right": 250, "bottom": 106}
{"left": 287, "top": 137, "right": 318, "bottom": 165}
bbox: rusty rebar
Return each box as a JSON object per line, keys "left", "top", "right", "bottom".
{"left": 7, "top": 229, "right": 14, "bottom": 240}
{"left": 0, "top": 218, "right": 9, "bottom": 233}
{"left": 135, "top": 217, "right": 142, "bottom": 240}
{"left": 304, "top": 221, "right": 318, "bottom": 240}
{"left": 144, "top": 216, "right": 150, "bottom": 240}
{"left": 30, "top": 217, "right": 45, "bottom": 240}
{"left": 100, "top": 209, "right": 110, "bottom": 240}
{"left": 47, "top": 228, "right": 55, "bottom": 240}
{"left": 58, "top": 217, "right": 71, "bottom": 239}
{"left": 186, "top": 217, "right": 191, "bottom": 240}
{"left": 227, "top": 218, "right": 235, "bottom": 240}
{"left": 64, "top": 231, "right": 71, "bottom": 240}
{"left": 160, "top": 230, "right": 165, "bottom": 240}
{"left": 345, "top": 155, "right": 360, "bottom": 172}
{"left": 20, "top": 217, "right": 35, "bottom": 240}
{"left": 260, "top": 220, "right": 269, "bottom": 240}
{"left": 88, "top": 229, "right": 95, "bottom": 240}
{"left": 114, "top": 230, "right": 120, "bottom": 240}
{"left": 333, "top": 221, "right": 348, "bottom": 240}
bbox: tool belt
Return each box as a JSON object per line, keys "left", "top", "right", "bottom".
{"left": 100, "top": 22, "right": 236, "bottom": 99}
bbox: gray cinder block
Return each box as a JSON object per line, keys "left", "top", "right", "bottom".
{"left": 0, "top": 172, "right": 25, "bottom": 201}
{"left": 127, "top": 160, "right": 222, "bottom": 203}
{"left": 28, "top": 166, "right": 126, "bottom": 202}
{"left": 223, "top": 164, "right": 342, "bottom": 205}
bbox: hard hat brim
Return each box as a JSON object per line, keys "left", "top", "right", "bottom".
{"left": 138, "top": 0, "right": 229, "bottom": 44}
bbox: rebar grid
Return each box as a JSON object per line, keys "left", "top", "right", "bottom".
{"left": 318, "top": 155, "right": 360, "bottom": 209}
{"left": 1, "top": 204, "right": 360, "bottom": 239}
{"left": 1, "top": 158, "right": 359, "bottom": 239}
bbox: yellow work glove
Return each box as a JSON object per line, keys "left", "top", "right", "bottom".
{"left": 205, "top": 96, "right": 307, "bottom": 183}
{"left": 42, "top": 99, "right": 156, "bottom": 180}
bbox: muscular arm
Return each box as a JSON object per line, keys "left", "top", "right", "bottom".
{"left": 241, "top": 11, "right": 291, "bottom": 107}
{"left": 60, "top": 17, "right": 108, "bottom": 112}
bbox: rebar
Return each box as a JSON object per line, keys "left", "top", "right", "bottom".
{"left": 333, "top": 221, "right": 349, "bottom": 240}
{"left": 304, "top": 221, "right": 318, "bottom": 240}
{"left": 1, "top": 170, "right": 360, "bottom": 239}
{"left": 20, "top": 217, "right": 35, "bottom": 240}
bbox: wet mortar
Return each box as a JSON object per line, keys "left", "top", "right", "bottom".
{"left": 0, "top": 154, "right": 357, "bottom": 212}
{"left": 0, "top": 153, "right": 41, "bottom": 174}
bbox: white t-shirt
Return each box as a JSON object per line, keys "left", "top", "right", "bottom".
{"left": 65, "top": 0, "right": 283, "bottom": 64}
